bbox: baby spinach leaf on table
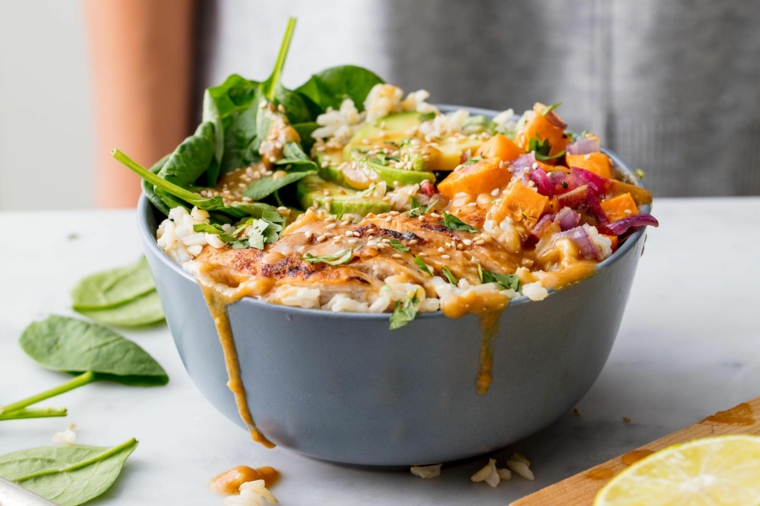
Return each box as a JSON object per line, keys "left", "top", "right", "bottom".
{"left": 76, "top": 291, "right": 165, "bottom": 328}
{"left": 389, "top": 294, "right": 420, "bottom": 330}
{"left": 19, "top": 315, "right": 168, "bottom": 385}
{"left": 157, "top": 121, "right": 217, "bottom": 188}
{"left": 71, "top": 257, "right": 155, "bottom": 310}
{"left": 295, "top": 65, "right": 384, "bottom": 113}
{"left": 0, "top": 407, "right": 67, "bottom": 421}
{"left": 0, "top": 438, "right": 138, "bottom": 506}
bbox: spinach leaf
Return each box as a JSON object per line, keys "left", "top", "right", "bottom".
{"left": 157, "top": 122, "right": 217, "bottom": 188}
{"left": 220, "top": 101, "right": 263, "bottom": 176}
{"left": 244, "top": 166, "right": 316, "bottom": 201}
{"left": 202, "top": 90, "right": 225, "bottom": 186}
{"left": 302, "top": 249, "right": 354, "bottom": 266}
{"left": 262, "top": 18, "right": 296, "bottom": 103}
{"left": 205, "top": 74, "right": 261, "bottom": 125}
{"left": 295, "top": 65, "right": 384, "bottom": 113}
{"left": 292, "top": 122, "right": 318, "bottom": 152}
{"left": 141, "top": 154, "right": 172, "bottom": 215}
{"left": 389, "top": 294, "right": 420, "bottom": 330}
{"left": 0, "top": 438, "right": 138, "bottom": 506}
{"left": 71, "top": 257, "right": 155, "bottom": 310}
{"left": 442, "top": 212, "right": 480, "bottom": 232}
{"left": 18, "top": 315, "right": 168, "bottom": 386}
{"left": 76, "top": 291, "right": 165, "bottom": 328}
{"left": 478, "top": 265, "right": 522, "bottom": 293}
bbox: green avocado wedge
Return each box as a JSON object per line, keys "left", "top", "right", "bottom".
{"left": 359, "top": 157, "right": 435, "bottom": 188}
{"left": 297, "top": 175, "right": 390, "bottom": 216}
{"left": 343, "top": 111, "right": 423, "bottom": 161}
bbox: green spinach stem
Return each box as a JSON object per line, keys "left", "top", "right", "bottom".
{"left": 264, "top": 17, "right": 297, "bottom": 101}
{"left": 0, "top": 371, "right": 96, "bottom": 415}
{"left": 0, "top": 407, "right": 68, "bottom": 421}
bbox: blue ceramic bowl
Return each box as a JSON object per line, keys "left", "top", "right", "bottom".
{"left": 139, "top": 107, "right": 649, "bottom": 467}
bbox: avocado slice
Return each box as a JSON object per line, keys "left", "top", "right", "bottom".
{"left": 432, "top": 137, "right": 486, "bottom": 171}
{"left": 314, "top": 146, "right": 348, "bottom": 186}
{"left": 343, "top": 111, "right": 423, "bottom": 161}
{"left": 360, "top": 157, "right": 435, "bottom": 188}
{"left": 297, "top": 175, "right": 391, "bottom": 216}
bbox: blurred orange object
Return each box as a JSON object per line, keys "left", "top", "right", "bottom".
{"left": 476, "top": 134, "right": 524, "bottom": 163}
{"left": 566, "top": 152, "right": 614, "bottom": 179}
{"left": 438, "top": 158, "right": 512, "bottom": 199}
{"left": 85, "top": 0, "right": 195, "bottom": 208}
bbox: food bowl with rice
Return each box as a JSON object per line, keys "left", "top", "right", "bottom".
{"left": 124, "top": 18, "right": 658, "bottom": 466}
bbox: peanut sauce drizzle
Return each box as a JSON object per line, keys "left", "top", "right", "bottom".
{"left": 196, "top": 263, "right": 276, "bottom": 448}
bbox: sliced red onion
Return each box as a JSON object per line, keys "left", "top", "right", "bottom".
{"left": 605, "top": 214, "right": 659, "bottom": 235}
{"left": 569, "top": 167, "right": 609, "bottom": 195}
{"left": 544, "top": 110, "right": 567, "bottom": 130}
{"left": 555, "top": 226, "right": 599, "bottom": 260}
{"left": 566, "top": 136, "right": 601, "bottom": 155}
{"left": 420, "top": 179, "right": 437, "bottom": 197}
{"left": 529, "top": 167, "right": 553, "bottom": 197}
{"left": 531, "top": 213, "right": 555, "bottom": 238}
{"left": 557, "top": 185, "right": 609, "bottom": 230}
{"left": 556, "top": 207, "right": 580, "bottom": 231}
{"left": 511, "top": 152, "right": 536, "bottom": 171}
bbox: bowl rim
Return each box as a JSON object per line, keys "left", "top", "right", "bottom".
{"left": 137, "top": 105, "right": 650, "bottom": 320}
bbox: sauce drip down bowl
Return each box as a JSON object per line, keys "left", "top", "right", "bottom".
{"left": 138, "top": 107, "right": 649, "bottom": 467}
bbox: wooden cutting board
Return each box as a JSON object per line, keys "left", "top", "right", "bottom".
{"left": 511, "top": 396, "right": 760, "bottom": 506}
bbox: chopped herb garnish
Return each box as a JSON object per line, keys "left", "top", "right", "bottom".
{"left": 635, "top": 168, "right": 646, "bottom": 179}
{"left": 413, "top": 255, "right": 432, "bottom": 276}
{"left": 478, "top": 264, "right": 522, "bottom": 292}
{"left": 441, "top": 265, "right": 458, "bottom": 285}
{"left": 528, "top": 136, "right": 565, "bottom": 161}
{"left": 302, "top": 248, "right": 354, "bottom": 266}
{"left": 442, "top": 212, "right": 480, "bottom": 233}
{"left": 389, "top": 238, "right": 409, "bottom": 252}
{"left": 418, "top": 111, "right": 436, "bottom": 122}
{"left": 540, "top": 102, "right": 562, "bottom": 116}
{"left": 193, "top": 223, "right": 237, "bottom": 243}
{"left": 462, "top": 156, "right": 483, "bottom": 166}
{"left": 376, "top": 152, "right": 387, "bottom": 165}
{"left": 407, "top": 196, "right": 438, "bottom": 217}
{"left": 389, "top": 294, "right": 420, "bottom": 330}
{"left": 562, "top": 182, "right": 569, "bottom": 189}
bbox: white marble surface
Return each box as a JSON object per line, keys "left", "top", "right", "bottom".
{"left": 1, "top": 198, "right": 759, "bottom": 505}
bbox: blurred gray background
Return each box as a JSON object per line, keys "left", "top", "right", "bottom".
{"left": 2, "top": 0, "right": 759, "bottom": 210}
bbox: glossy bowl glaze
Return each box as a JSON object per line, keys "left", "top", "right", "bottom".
{"left": 139, "top": 107, "right": 649, "bottom": 466}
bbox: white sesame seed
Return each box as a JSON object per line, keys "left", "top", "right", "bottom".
{"left": 468, "top": 202, "right": 477, "bottom": 207}
{"left": 392, "top": 253, "right": 403, "bottom": 259}
{"left": 475, "top": 239, "right": 485, "bottom": 245}
{"left": 418, "top": 252, "right": 428, "bottom": 257}
{"left": 463, "top": 239, "right": 473, "bottom": 246}
{"left": 491, "top": 188, "right": 500, "bottom": 197}
{"left": 317, "top": 235, "right": 327, "bottom": 242}
{"left": 321, "top": 161, "right": 328, "bottom": 168}
{"left": 385, "top": 216, "right": 392, "bottom": 222}
{"left": 437, "top": 247, "right": 445, "bottom": 253}
{"left": 353, "top": 231, "right": 361, "bottom": 237}
{"left": 409, "top": 239, "right": 418, "bottom": 245}
{"left": 325, "top": 223, "right": 337, "bottom": 230}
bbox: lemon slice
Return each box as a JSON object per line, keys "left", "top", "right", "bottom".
{"left": 595, "top": 435, "right": 760, "bottom": 506}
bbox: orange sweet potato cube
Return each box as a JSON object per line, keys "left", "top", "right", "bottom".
{"left": 515, "top": 103, "right": 570, "bottom": 160}
{"left": 566, "top": 152, "right": 614, "bottom": 179}
{"left": 476, "top": 134, "right": 524, "bottom": 163}
{"left": 601, "top": 193, "right": 639, "bottom": 222}
{"left": 438, "top": 158, "right": 512, "bottom": 199}
{"left": 493, "top": 182, "right": 549, "bottom": 225}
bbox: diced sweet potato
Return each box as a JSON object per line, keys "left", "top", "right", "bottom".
{"left": 438, "top": 158, "right": 511, "bottom": 199}
{"left": 601, "top": 193, "right": 639, "bottom": 222}
{"left": 493, "top": 182, "right": 549, "bottom": 226}
{"left": 566, "top": 153, "right": 613, "bottom": 179}
{"left": 516, "top": 103, "right": 570, "bottom": 160}
{"left": 476, "top": 134, "right": 524, "bottom": 163}
{"left": 607, "top": 179, "right": 653, "bottom": 205}
{"left": 545, "top": 196, "right": 560, "bottom": 214}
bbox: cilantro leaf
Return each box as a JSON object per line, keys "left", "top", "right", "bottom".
{"left": 406, "top": 197, "right": 438, "bottom": 217}
{"left": 478, "top": 264, "right": 522, "bottom": 292}
{"left": 413, "top": 256, "right": 432, "bottom": 276}
{"left": 540, "top": 102, "right": 562, "bottom": 116}
{"left": 441, "top": 265, "right": 458, "bottom": 285}
{"left": 389, "top": 238, "right": 409, "bottom": 252}
{"left": 528, "top": 135, "right": 565, "bottom": 161}
{"left": 442, "top": 212, "right": 480, "bottom": 233}
{"left": 418, "top": 111, "right": 436, "bottom": 122}
{"left": 302, "top": 248, "right": 354, "bottom": 266}
{"left": 192, "top": 223, "right": 237, "bottom": 243}
{"left": 635, "top": 168, "right": 646, "bottom": 179}
{"left": 389, "top": 294, "right": 420, "bottom": 330}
